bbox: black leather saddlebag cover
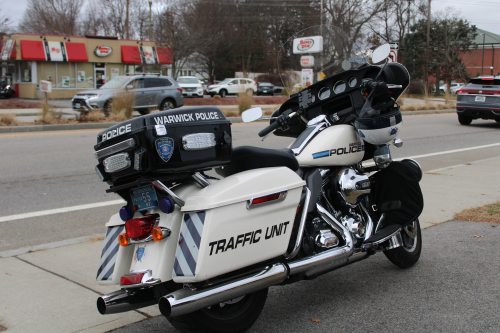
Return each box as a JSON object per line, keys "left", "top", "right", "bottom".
{"left": 369, "top": 161, "right": 424, "bottom": 227}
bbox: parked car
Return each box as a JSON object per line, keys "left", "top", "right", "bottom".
{"left": 208, "top": 78, "right": 257, "bottom": 97}
{"left": 204, "top": 80, "right": 220, "bottom": 94}
{"left": 273, "top": 86, "right": 284, "bottom": 94}
{"left": 0, "top": 77, "right": 15, "bottom": 98}
{"left": 177, "top": 76, "right": 203, "bottom": 97}
{"left": 456, "top": 76, "right": 500, "bottom": 125}
{"left": 439, "top": 82, "right": 464, "bottom": 94}
{"left": 256, "top": 82, "right": 274, "bottom": 96}
{"left": 71, "top": 75, "right": 184, "bottom": 116}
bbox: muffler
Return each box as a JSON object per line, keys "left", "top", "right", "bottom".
{"left": 159, "top": 263, "right": 287, "bottom": 317}
{"left": 97, "top": 289, "right": 156, "bottom": 315}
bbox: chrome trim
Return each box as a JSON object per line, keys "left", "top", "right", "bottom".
{"left": 359, "top": 203, "right": 374, "bottom": 242}
{"left": 120, "top": 269, "right": 162, "bottom": 289}
{"left": 157, "top": 226, "right": 171, "bottom": 240}
{"left": 291, "top": 123, "right": 326, "bottom": 155}
{"left": 393, "top": 138, "right": 403, "bottom": 148}
{"left": 361, "top": 227, "right": 402, "bottom": 250}
{"left": 94, "top": 138, "right": 136, "bottom": 159}
{"left": 152, "top": 180, "right": 185, "bottom": 207}
{"left": 158, "top": 263, "right": 287, "bottom": 317}
{"left": 247, "top": 190, "right": 288, "bottom": 209}
{"left": 307, "top": 114, "right": 326, "bottom": 126}
{"left": 285, "top": 187, "right": 311, "bottom": 260}
{"left": 97, "top": 289, "right": 157, "bottom": 315}
{"left": 384, "top": 232, "right": 403, "bottom": 250}
{"left": 192, "top": 172, "right": 210, "bottom": 188}
{"left": 287, "top": 204, "right": 353, "bottom": 277}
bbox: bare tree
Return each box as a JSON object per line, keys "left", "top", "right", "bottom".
{"left": 19, "top": 0, "right": 84, "bottom": 35}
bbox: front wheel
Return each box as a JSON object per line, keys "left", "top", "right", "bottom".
{"left": 168, "top": 288, "right": 268, "bottom": 333}
{"left": 458, "top": 114, "right": 473, "bottom": 125}
{"left": 219, "top": 89, "right": 227, "bottom": 98}
{"left": 103, "top": 100, "right": 113, "bottom": 117}
{"left": 383, "top": 220, "right": 422, "bottom": 268}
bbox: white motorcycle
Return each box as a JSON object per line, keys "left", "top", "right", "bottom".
{"left": 93, "top": 27, "right": 423, "bottom": 333}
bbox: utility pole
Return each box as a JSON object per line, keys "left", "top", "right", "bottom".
{"left": 481, "top": 33, "right": 486, "bottom": 75}
{"left": 125, "top": 0, "right": 130, "bottom": 39}
{"left": 149, "top": 1, "right": 153, "bottom": 41}
{"left": 425, "top": 0, "right": 431, "bottom": 98}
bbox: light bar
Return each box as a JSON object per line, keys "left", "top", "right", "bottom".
{"left": 94, "top": 138, "right": 136, "bottom": 160}
{"left": 182, "top": 133, "right": 216, "bottom": 151}
{"left": 103, "top": 153, "right": 131, "bottom": 173}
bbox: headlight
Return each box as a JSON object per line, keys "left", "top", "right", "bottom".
{"left": 6, "top": 85, "right": 10, "bottom": 89}
{"left": 88, "top": 94, "right": 103, "bottom": 99}
{"left": 103, "top": 153, "right": 131, "bottom": 173}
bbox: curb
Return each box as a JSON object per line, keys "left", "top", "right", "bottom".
{"left": 0, "top": 117, "right": 244, "bottom": 133}
{"left": 0, "top": 111, "right": 455, "bottom": 134}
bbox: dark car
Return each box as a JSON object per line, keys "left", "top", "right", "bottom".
{"left": 256, "top": 82, "right": 274, "bottom": 96}
{"left": 456, "top": 76, "right": 500, "bottom": 125}
{"left": 0, "top": 77, "right": 15, "bottom": 98}
{"left": 273, "top": 86, "right": 284, "bottom": 94}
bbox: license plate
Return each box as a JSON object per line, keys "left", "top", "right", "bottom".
{"left": 475, "top": 96, "right": 486, "bottom": 102}
{"left": 130, "top": 184, "right": 158, "bottom": 211}
{"left": 75, "top": 103, "right": 81, "bottom": 108}
{"left": 188, "top": 93, "right": 192, "bottom": 96}
{"left": 263, "top": 90, "right": 267, "bottom": 93}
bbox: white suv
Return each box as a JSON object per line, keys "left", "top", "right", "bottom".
{"left": 208, "top": 78, "right": 257, "bottom": 98}
{"left": 177, "top": 76, "right": 204, "bottom": 97}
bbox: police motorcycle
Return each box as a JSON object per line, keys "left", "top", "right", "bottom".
{"left": 93, "top": 26, "right": 423, "bottom": 333}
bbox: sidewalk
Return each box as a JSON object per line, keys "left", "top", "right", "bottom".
{"left": 1, "top": 147, "right": 498, "bottom": 332}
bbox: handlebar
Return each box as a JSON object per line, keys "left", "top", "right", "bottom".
{"left": 258, "top": 120, "right": 281, "bottom": 137}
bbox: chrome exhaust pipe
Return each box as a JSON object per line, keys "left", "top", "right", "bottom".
{"left": 159, "top": 263, "right": 287, "bottom": 317}
{"left": 288, "top": 204, "right": 354, "bottom": 277}
{"left": 97, "top": 289, "right": 156, "bottom": 315}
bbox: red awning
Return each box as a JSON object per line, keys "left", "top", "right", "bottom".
{"left": 156, "top": 47, "right": 172, "bottom": 65}
{"left": 121, "top": 45, "right": 142, "bottom": 64}
{"left": 21, "top": 40, "right": 47, "bottom": 61}
{"left": 65, "top": 43, "right": 87, "bottom": 62}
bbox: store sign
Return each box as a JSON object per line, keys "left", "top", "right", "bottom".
{"left": 293, "top": 36, "right": 323, "bottom": 54}
{"left": 40, "top": 80, "right": 52, "bottom": 93}
{"left": 142, "top": 46, "right": 156, "bottom": 64}
{"left": 301, "top": 69, "right": 313, "bottom": 87}
{"left": 1, "top": 40, "right": 15, "bottom": 61}
{"left": 46, "top": 41, "right": 66, "bottom": 62}
{"left": 300, "top": 56, "right": 314, "bottom": 67}
{"left": 94, "top": 45, "right": 113, "bottom": 57}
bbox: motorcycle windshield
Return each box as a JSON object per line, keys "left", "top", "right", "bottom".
{"left": 277, "top": 25, "right": 369, "bottom": 92}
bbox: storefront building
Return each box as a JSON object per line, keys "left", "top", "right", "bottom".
{"left": 0, "top": 33, "right": 172, "bottom": 99}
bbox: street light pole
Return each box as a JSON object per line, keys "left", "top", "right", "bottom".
{"left": 425, "top": 0, "right": 431, "bottom": 97}
{"left": 149, "top": 1, "right": 153, "bottom": 41}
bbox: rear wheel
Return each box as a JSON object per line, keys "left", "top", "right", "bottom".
{"left": 384, "top": 220, "right": 422, "bottom": 268}
{"left": 160, "top": 98, "right": 175, "bottom": 111}
{"left": 458, "top": 114, "right": 473, "bottom": 125}
{"left": 168, "top": 289, "right": 268, "bottom": 333}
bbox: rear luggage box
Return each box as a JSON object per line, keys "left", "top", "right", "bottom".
{"left": 172, "top": 167, "right": 306, "bottom": 283}
{"left": 93, "top": 106, "right": 232, "bottom": 186}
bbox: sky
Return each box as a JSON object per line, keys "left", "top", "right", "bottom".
{"left": 2, "top": 0, "right": 500, "bottom": 36}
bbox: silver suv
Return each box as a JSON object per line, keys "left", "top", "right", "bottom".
{"left": 72, "top": 75, "right": 184, "bottom": 115}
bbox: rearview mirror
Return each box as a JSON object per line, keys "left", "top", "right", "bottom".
{"left": 372, "top": 44, "right": 391, "bottom": 64}
{"left": 126, "top": 85, "right": 134, "bottom": 90}
{"left": 242, "top": 107, "right": 263, "bottom": 123}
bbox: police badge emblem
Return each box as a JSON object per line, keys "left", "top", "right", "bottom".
{"left": 155, "top": 137, "right": 174, "bottom": 162}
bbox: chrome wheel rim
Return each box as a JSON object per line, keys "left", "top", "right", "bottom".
{"left": 402, "top": 221, "right": 418, "bottom": 252}
{"left": 162, "top": 102, "right": 174, "bottom": 110}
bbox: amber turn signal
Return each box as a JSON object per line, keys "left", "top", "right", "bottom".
{"left": 152, "top": 227, "right": 163, "bottom": 242}
{"left": 118, "top": 233, "right": 129, "bottom": 247}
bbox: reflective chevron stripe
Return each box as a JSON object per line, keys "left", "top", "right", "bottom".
{"left": 96, "top": 225, "right": 124, "bottom": 281}
{"left": 173, "top": 211, "right": 205, "bottom": 277}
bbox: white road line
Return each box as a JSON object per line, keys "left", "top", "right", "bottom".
{"left": 0, "top": 199, "right": 125, "bottom": 223}
{"left": 1, "top": 142, "right": 500, "bottom": 224}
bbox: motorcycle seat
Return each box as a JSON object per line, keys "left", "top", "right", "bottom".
{"left": 215, "top": 146, "right": 299, "bottom": 177}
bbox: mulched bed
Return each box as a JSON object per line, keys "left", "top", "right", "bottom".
{"left": 183, "top": 96, "right": 288, "bottom": 106}
{"left": 0, "top": 99, "right": 42, "bottom": 109}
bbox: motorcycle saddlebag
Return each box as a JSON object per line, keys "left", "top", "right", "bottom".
{"left": 369, "top": 160, "right": 423, "bottom": 227}
{"left": 172, "top": 167, "right": 306, "bottom": 283}
{"left": 94, "top": 106, "right": 232, "bottom": 186}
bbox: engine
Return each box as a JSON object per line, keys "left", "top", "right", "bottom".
{"left": 334, "top": 168, "right": 371, "bottom": 207}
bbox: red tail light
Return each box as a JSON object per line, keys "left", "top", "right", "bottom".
{"left": 177, "top": 87, "right": 183, "bottom": 93}
{"left": 120, "top": 272, "right": 146, "bottom": 285}
{"left": 248, "top": 190, "right": 288, "bottom": 208}
{"left": 125, "top": 214, "right": 158, "bottom": 240}
{"left": 254, "top": 82, "right": 257, "bottom": 85}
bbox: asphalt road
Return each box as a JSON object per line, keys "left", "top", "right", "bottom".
{"left": 109, "top": 221, "right": 500, "bottom": 333}
{"left": 1, "top": 113, "right": 500, "bottom": 252}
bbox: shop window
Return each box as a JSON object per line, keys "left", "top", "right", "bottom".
{"left": 76, "top": 62, "right": 94, "bottom": 89}
{"left": 57, "top": 62, "right": 76, "bottom": 88}
{"left": 20, "top": 61, "right": 32, "bottom": 82}
{"left": 107, "top": 66, "right": 121, "bottom": 82}
{"left": 37, "top": 61, "right": 57, "bottom": 86}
